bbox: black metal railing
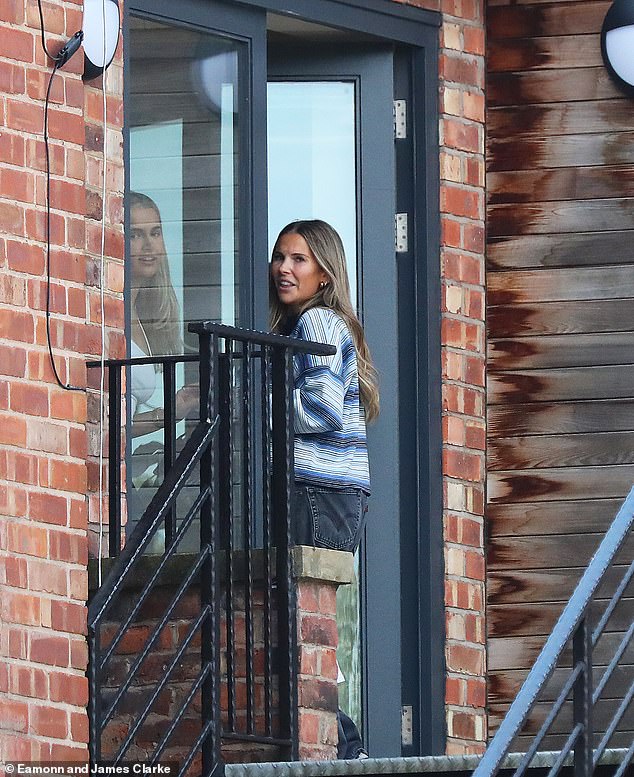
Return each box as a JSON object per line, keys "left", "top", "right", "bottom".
{"left": 473, "top": 486, "right": 634, "bottom": 777}
{"left": 87, "top": 322, "right": 335, "bottom": 775}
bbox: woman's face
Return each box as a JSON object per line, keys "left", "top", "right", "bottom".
{"left": 130, "top": 204, "right": 165, "bottom": 284}
{"left": 270, "top": 232, "right": 328, "bottom": 313}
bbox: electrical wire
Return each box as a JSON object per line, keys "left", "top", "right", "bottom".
{"left": 97, "top": 0, "right": 111, "bottom": 583}
{"left": 40, "top": 2, "right": 84, "bottom": 392}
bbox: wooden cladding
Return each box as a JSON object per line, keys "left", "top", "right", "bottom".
{"left": 486, "top": 0, "right": 634, "bottom": 749}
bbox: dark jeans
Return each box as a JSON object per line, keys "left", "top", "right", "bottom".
{"left": 293, "top": 485, "right": 368, "bottom": 553}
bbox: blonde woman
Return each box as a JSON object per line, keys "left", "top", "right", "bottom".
{"left": 270, "top": 218, "right": 379, "bottom": 556}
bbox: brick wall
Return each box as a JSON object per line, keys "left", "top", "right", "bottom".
{"left": 90, "top": 547, "right": 349, "bottom": 764}
{"left": 0, "top": 0, "right": 488, "bottom": 762}
{"left": 394, "top": 0, "right": 488, "bottom": 755}
{"left": 0, "top": 0, "right": 124, "bottom": 762}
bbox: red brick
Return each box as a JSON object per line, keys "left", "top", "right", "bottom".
{"left": 466, "top": 677, "right": 486, "bottom": 707}
{"left": 298, "top": 710, "right": 321, "bottom": 744}
{"left": 30, "top": 633, "right": 70, "bottom": 667}
{"left": 440, "top": 219, "right": 460, "bottom": 251}
{"left": 26, "top": 67, "right": 64, "bottom": 102}
{"left": 3, "top": 555, "right": 28, "bottom": 587}
{"left": 0, "top": 309, "right": 34, "bottom": 343}
{"left": 0, "top": 200, "right": 25, "bottom": 236}
{"left": 300, "top": 614, "right": 338, "bottom": 647}
{"left": 446, "top": 676, "right": 464, "bottom": 705}
{"left": 444, "top": 449, "right": 482, "bottom": 483}
{"left": 450, "top": 710, "right": 476, "bottom": 739}
{"left": 28, "top": 278, "right": 66, "bottom": 314}
{"left": 0, "top": 167, "right": 35, "bottom": 203}
{"left": 443, "top": 118, "right": 480, "bottom": 153}
{"left": 0, "top": 132, "right": 25, "bottom": 167}
{"left": 10, "top": 382, "right": 49, "bottom": 417}
{"left": 7, "top": 240, "right": 46, "bottom": 276}
{"left": 48, "top": 529, "right": 88, "bottom": 564}
{"left": 2, "top": 699, "right": 29, "bottom": 732}
{"left": 2, "top": 590, "right": 41, "bottom": 625}
{"left": 4, "top": 27, "right": 34, "bottom": 62}
{"left": 7, "top": 98, "right": 44, "bottom": 134}
{"left": 440, "top": 52, "right": 483, "bottom": 88}
{"left": 463, "top": 25, "right": 485, "bottom": 55}
{"left": 447, "top": 643, "right": 484, "bottom": 675}
{"left": 49, "top": 460, "right": 87, "bottom": 493}
{"left": 299, "top": 645, "right": 318, "bottom": 675}
{"left": 298, "top": 677, "right": 338, "bottom": 711}
{"left": 465, "top": 550, "right": 484, "bottom": 581}
{"left": 9, "top": 626, "right": 29, "bottom": 659}
{"left": 463, "top": 222, "right": 485, "bottom": 253}
{"left": 441, "top": 184, "right": 482, "bottom": 219}
{"left": 70, "top": 637, "right": 88, "bottom": 670}
{"left": 30, "top": 704, "right": 68, "bottom": 739}
{"left": 70, "top": 710, "right": 89, "bottom": 743}
{"left": 465, "top": 421, "right": 485, "bottom": 450}
{"left": 0, "top": 412, "right": 27, "bottom": 446}
{"left": 48, "top": 109, "right": 85, "bottom": 145}
{"left": 25, "top": 207, "right": 65, "bottom": 245}
{"left": 27, "top": 558, "right": 67, "bottom": 596}
{"left": 9, "top": 664, "right": 48, "bottom": 700}
{"left": 0, "top": 60, "right": 26, "bottom": 95}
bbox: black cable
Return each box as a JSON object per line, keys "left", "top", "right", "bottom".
{"left": 40, "top": 6, "right": 84, "bottom": 391}
{"left": 37, "top": 0, "right": 61, "bottom": 62}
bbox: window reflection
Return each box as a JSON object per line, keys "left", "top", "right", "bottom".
{"left": 126, "top": 17, "right": 243, "bottom": 550}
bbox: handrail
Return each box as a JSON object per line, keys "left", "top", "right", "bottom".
{"left": 87, "top": 320, "right": 336, "bottom": 771}
{"left": 473, "top": 485, "right": 634, "bottom": 777}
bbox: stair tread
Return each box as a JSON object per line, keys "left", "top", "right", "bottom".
{"left": 226, "top": 747, "right": 630, "bottom": 776}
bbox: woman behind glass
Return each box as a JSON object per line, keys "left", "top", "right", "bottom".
{"left": 270, "top": 220, "right": 379, "bottom": 758}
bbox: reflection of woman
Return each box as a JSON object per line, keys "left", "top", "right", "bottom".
{"left": 129, "top": 192, "right": 196, "bottom": 436}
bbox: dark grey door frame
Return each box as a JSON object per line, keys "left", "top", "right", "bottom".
{"left": 124, "top": 0, "right": 443, "bottom": 756}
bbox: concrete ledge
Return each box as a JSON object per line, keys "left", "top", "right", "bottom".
{"left": 291, "top": 546, "right": 354, "bottom": 585}
{"left": 225, "top": 749, "right": 630, "bottom": 777}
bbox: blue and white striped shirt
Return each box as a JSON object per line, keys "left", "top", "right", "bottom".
{"left": 290, "top": 307, "right": 370, "bottom": 493}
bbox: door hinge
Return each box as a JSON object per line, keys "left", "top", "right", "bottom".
{"left": 395, "top": 213, "right": 408, "bottom": 253}
{"left": 394, "top": 99, "right": 407, "bottom": 139}
{"left": 401, "top": 705, "right": 413, "bottom": 747}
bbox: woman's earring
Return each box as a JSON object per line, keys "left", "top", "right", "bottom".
{"left": 319, "top": 281, "right": 327, "bottom": 290}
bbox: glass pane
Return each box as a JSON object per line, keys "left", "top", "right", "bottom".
{"left": 267, "top": 80, "right": 357, "bottom": 305}
{"left": 267, "top": 79, "right": 362, "bottom": 724}
{"left": 126, "top": 17, "right": 244, "bottom": 548}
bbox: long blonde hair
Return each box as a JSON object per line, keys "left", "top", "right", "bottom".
{"left": 270, "top": 220, "right": 379, "bottom": 422}
{"left": 130, "top": 192, "right": 182, "bottom": 356}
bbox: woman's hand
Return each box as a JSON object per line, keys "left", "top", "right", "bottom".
{"left": 176, "top": 385, "right": 199, "bottom": 420}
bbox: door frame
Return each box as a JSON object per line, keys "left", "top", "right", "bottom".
{"left": 123, "top": 0, "right": 444, "bottom": 755}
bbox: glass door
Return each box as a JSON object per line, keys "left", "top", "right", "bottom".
{"left": 268, "top": 44, "right": 402, "bottom": 756}
{"left": 125, "top": 0, "right": 267, "bottom": 546}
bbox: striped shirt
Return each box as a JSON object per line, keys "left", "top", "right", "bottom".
{"left": 290, "top": 307, "right": 370, "bottom": 493}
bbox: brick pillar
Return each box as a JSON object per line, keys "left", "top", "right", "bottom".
{"left": 438, "top": 0, "right": 487, "bottom": 756}
{"left": 390, "top": 0, "right": 487, "bottom": 755}
{"left": 292, "top": 546, "right": 353, "bottom": 761}
{"left": 0, "top": 0, "right": 124, "bottom": 763}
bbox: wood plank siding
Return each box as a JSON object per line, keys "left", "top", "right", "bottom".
{"left": 485, "top": 0, "right": 634, "bottom": 749}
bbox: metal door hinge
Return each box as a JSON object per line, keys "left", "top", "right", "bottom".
{"left": 394, "top": 99, "right": 407, "bottom": 139}
{"left": 395, "top": 213, "right": 408, "bottom": 253}
{"left": 401, "top": 705, "right": 413, "bottom": 746}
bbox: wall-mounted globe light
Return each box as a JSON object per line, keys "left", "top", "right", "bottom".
{"left": 83, "top": 0, "right": 121, "bottom": 80}
{"left": 601, "top": 0, "right": 634, "bottom": 93}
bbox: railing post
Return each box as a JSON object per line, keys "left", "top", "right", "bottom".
{"left": 271, "top": 345, "right": 298, "bottom": 760}
{"left": 108, "top": 365, "right": 122, "bottom": 558}
{"left": 198, "top": 330, "right": 222, "bottom": 776}
{"left": 573, "top": 616, "right": 593, "bottom": 777}
{"left": 163, "top": 359, "right": 177, "bottom": 549}
{"left": 87, "top": 624, "right": 101, "bottom": 767}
